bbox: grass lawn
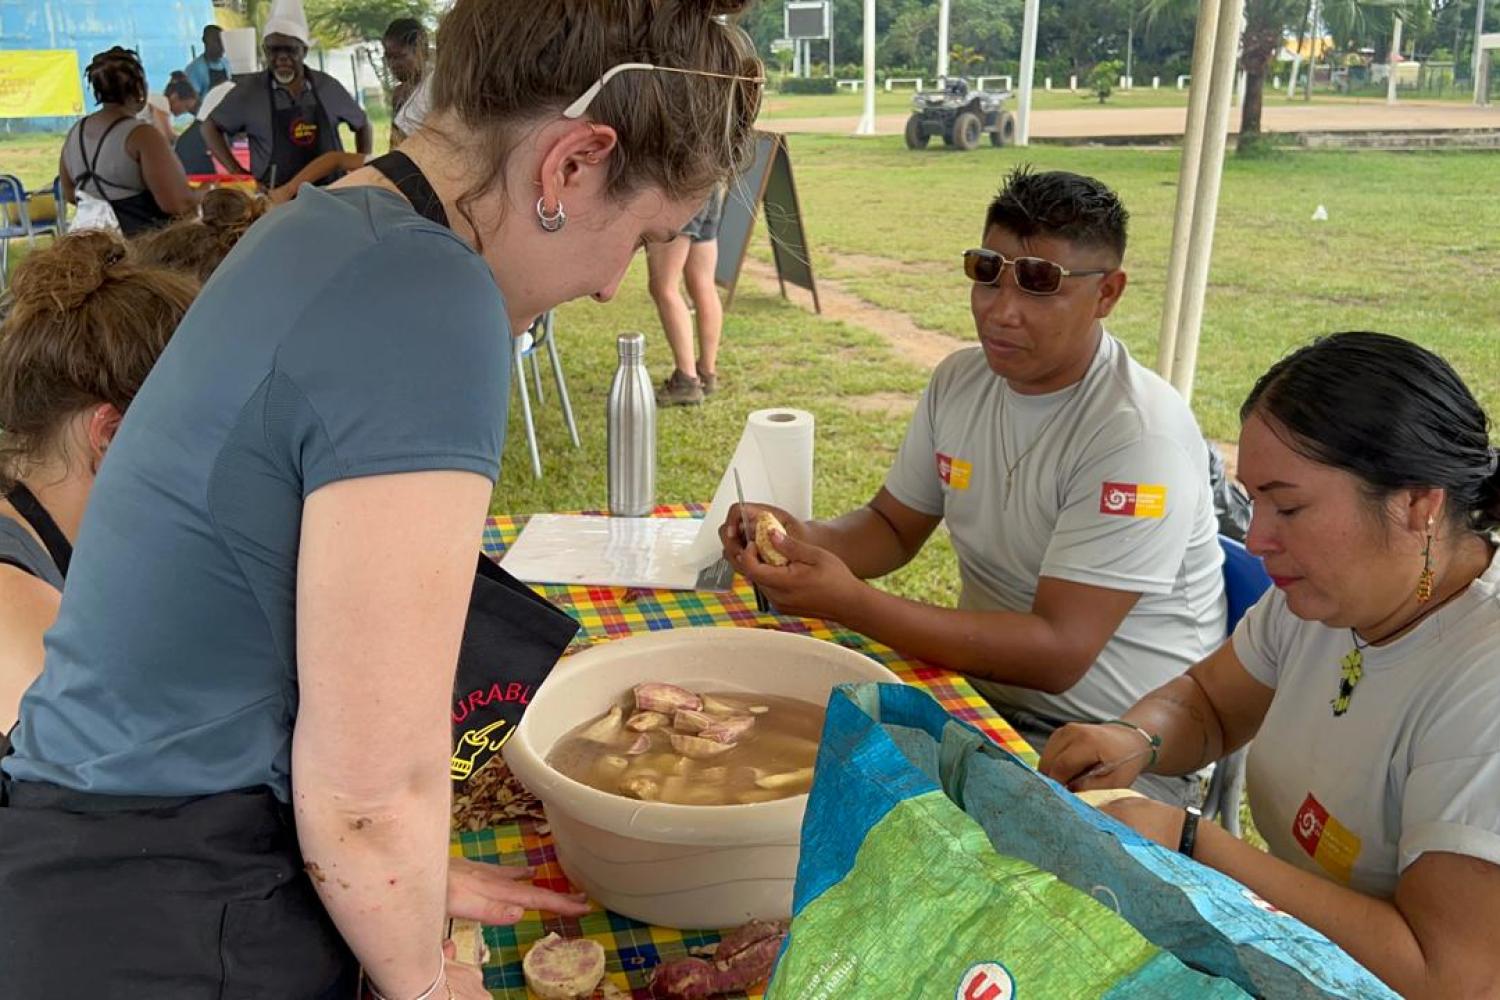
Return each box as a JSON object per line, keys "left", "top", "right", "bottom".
{"left": 772, "top": 137, "right": 1499, "bottom": 442}
{"left": 3, "top": 131, "right": 1495, "bottom": 607}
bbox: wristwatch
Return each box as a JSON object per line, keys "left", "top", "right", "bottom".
{"left": 1178, "top": 805, "right": 1202, "bottom": 859}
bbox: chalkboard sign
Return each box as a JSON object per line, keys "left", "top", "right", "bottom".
{"left": 716, "top": 131, "right": 821, "bottom": 313}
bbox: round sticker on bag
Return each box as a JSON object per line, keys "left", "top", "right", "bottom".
{"left": 956, "top": 962, "right": 1016, "bottom": 1000}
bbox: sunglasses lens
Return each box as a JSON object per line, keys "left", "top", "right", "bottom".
{"left": 1015, "top": 257, "right": 1064, "bottom": 295}
{"left": 964, "top": 251, "right": 1002, "bottom": 284}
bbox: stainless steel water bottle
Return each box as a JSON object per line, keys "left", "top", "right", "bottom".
{"left": 607, "top": 332, "right": 656, "bottom": 516}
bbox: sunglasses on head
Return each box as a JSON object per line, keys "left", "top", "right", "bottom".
{"left": 562, "top": 60, "right": 765, "bottom": 120}
{"left": 962, "top": 248, "right": 1110, "bottom": 297}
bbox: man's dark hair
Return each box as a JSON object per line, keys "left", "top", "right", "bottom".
{"left": 383, "top": 17, "right": 427, "bottom": 48}
{"left": 203, "top": 25, "right": 222, "bottom": 40}
{"left": 985, "top": 166, "right": 1129, "bottom": 261}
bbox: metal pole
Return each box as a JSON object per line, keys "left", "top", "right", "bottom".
{"left": 1287, "top": 0, "right": 1309, "bottom": 98}
{"left": 1387, "top": 16, "right": 1403, "bottom": 104}
{"left": 1304, "top": 0, "right": 1319, "bottom": 100}
{"left": 1171, "top": 0, "right": 1246, "bottom": 401}
{"left": 1156, "top": 0, "right": 1222, "bottom": 380}
{"left": 1126, "top": 15, "right": 1135, "bottom": 86}
{"left": 856, "top": 0, "right": 877, "bottom": 135}
{"left": 1017, "top": 0, "right": 1040, "bottom": 146}
{"left": 938, "top": 0, "right": 952, "bottom": 83}
{"left": 1476, "top": 0, "right": 1489, "bottom": 86}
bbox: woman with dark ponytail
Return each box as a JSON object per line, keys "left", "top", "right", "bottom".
{"left": 1044, "top": 332, "right": 1500, "bottom": 995}
{"left": 3, "top": 2, "right": 762, "bottom": 997}
{"left": 58, "top": 47, "right": 199, "bottom": 235}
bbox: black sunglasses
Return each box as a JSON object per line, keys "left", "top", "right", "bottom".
{"left": 264, "top": 43, "right": 303, "bottom": 59}
{"left": 963, "top": 248, "right": 1110, "bottom": 297}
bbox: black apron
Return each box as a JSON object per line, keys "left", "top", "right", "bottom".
{"left": 74, "top": 114, "right": 174, "bottom": 237}
{"left": 209, "top": 63, "right": 232, "bottom": 88}
{"left": 174, "top": 119, "right": 218, "bottom": 175}
{"left": 0, "top": 156, "right": 578, "bottom": 997}
{"left": 263, "top": 72, "right": 341, "bottom": 189}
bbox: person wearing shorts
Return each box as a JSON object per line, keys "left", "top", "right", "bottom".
{"left": 648, "top": 186, "right": 727, "bottom": 406}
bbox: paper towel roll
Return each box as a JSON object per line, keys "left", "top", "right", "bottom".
{"left": 688, "top": 408, "right": 815, "bottom": 565}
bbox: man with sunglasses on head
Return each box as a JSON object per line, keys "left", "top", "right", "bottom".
{"left": 201, "top": 0, "right": 373, "bottom": 191}
{"left": 724, "top": 167, "right": 1226, "bottom": 806}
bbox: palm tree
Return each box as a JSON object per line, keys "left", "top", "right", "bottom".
{"left": 1149, "top": 0, "right": 1411, "bottom": 152}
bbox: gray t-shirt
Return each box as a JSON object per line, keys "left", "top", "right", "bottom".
{"left": 3, "top": 185, "right": 509, "bottom": 801}
{"left": 1237, "top": 546, "right": 1500, "bottom": 899}
{"left": 208, "top": 69, "right": 368, "bottom": 182}
{"left": 884, "top": 335, "right": 1226, "bottom": 724}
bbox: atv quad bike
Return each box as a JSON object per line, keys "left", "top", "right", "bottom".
{"left": 904, "top": 77, "right": 1017, "bottom": 151}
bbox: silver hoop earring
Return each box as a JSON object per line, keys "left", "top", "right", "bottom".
{"left": 536, "top": 196, "right": 566, "bottom": 233}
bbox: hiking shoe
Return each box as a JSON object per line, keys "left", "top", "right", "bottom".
{"left": 696, "top": 365, "right": 719, "bottom": 396}
{"left": 657, "top": 369, "right": 704, "bottom": 406}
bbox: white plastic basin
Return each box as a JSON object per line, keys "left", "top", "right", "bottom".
{"left": 502, "top": 626, "right": 899, "bottom": 929}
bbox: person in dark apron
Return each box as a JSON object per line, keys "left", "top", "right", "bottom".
{"left": 2, "top": 3, "right": 763, "bottom": 995}
{"left": 262, "top": 67, "right": 342, "bottom": 190}
{"left": 200, "top": 30, "right": 373, "bottom": 196}
{"left": 59, "top": 48, "right": 200, "bottom": 236}
{"left": 71, "top": 116, "right": 175, "bottom": 236}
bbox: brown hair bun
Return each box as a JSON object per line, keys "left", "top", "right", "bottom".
{"left": 0, "top": 231, "right": 199, "bottom": 486}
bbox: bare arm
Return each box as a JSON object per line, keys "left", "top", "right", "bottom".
{"left": 836, "top": 572, "right": 1141, "bottom": 690}
{"left": 721, "top": 489, "right": 941, "bottom": 582}
{"left": 1040, "top": 641, "right": 1274, "bottom": 788}
{"left": 0, "top": 569, "right": 60, "bottom": 733}
{"left": 269, "top": 152, "right": 368, "bottom": 204}
{"left": 293, "top": 470, "right": 491, "bottom": 998}
{"left": 129, "top": 124, "right": 201, "bottom": 216}
{"left": 1204, "top": 837, "right": 1500, "bottom": 997}
{"left": 58, "top": 151, "right": 75, "bottom": 204}
{"left": 354, "top": 121, "right": 375, "bottom": 156}
{"left": 199, "top": 118, "right": 240, "bottom": 176}
{"left": 1106, "top": 793, "right": 1500, "bottom": 999}
{"left": 805, "top": 488, "right": 941, "bottom": 579}
{"left": 734, "top": 515, "right": 1141, "bottom": 692}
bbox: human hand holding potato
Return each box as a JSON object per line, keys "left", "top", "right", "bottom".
{"left": 719, "top": 502, "right": 805, "bottom": 566}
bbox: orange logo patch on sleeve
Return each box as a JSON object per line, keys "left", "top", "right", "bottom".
{"left": 936, "top": 453, "right": 973, "bottom": 490}
{"left": 1099, "top": 482, "right": 1167, "bottom": 518}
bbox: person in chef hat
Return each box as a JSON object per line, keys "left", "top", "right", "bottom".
{"left": 200, "top": 0, "right": 373, "bottom": 192}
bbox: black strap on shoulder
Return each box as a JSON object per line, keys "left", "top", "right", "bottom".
{"left": 6, "top": 484, "right": 71, "bottom": 579}
{"left": 76, "top": 115, "right": 135, "bottom": 195}
{"left": 0, "top": 554, "right": 37, "bottom": 578}
{"left": 368, "top": 151, "right": 449, "bottom": 229}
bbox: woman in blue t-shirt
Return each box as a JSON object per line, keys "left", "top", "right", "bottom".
{"left": 0, "top": 2, "right": 764, "bottom": 997}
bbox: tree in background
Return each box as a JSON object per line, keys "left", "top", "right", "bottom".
{"left": 1148, "top": 0, "right": 1415, "bottom": 153}
{"left": 305, "top": 0, "right": 434, "bottom": 47}
{"left": 1090, "top": 58, "right": 1125, "bottom": 100}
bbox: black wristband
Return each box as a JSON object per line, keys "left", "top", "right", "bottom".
{"left": 1178, "top": 805, "right": 1202, "bottom": 858}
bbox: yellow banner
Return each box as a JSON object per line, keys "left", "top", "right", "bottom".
{"left": 0, "top": 50, "right": 85, "bottom": 118}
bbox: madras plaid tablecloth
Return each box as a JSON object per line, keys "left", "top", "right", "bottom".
{"left": 461, "top": 506, "right": 1035, "bottom": 999}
